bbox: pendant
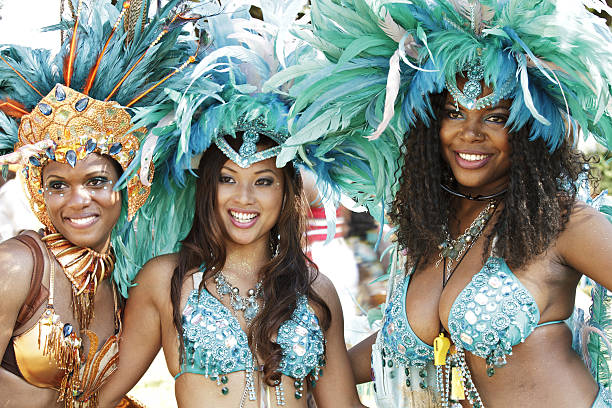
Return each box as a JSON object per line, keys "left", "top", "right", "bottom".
{"left": 434, "top": 332, "right": 451, "bottom": 366}
{"left": 450, "top": 366, "right": 466, "bottom": 401}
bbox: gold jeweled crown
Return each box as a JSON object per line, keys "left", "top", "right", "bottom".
{"left": 18, "top": 85, "right": 153, "bottom": 231}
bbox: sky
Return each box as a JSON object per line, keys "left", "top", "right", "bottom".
{"left": 0, "top": 0, "right": 61, "bottom": 50}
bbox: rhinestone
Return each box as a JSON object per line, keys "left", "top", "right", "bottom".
{"left": 86, "top": 139, "right": 97, "bottom": 154}
{"left": 465, "top": 310, "right": 477, "bottom": 325}
{"left": 62, "top": 323, "right": 73, "bottom": 337}
{"left": 293, "top": 344, "right": 306, "bottom": 356}
{"left": 66, "top": 150, "right": 77, "bottom": 167}
{"left": 55, "top": 85, "right": 66, "bottom": 101}
{"left": 225, "top": 336, "right": 237, "bottom": 348}
{"left": 75, "top": 98, "right": 89, "bottom": 112}
{"left": 45, "top": 147, "right": 55, "bottom": 160}
{"left": 488, "top": 276, "right": 502, "bottom": 288}
{"left": 295, "top": 326, "right": 308, "bottom": 336}
{"left": 475, "top": 293, "right": 488, "bottom": 305}
{"left": 486, "top": 302, "right": 497, "bottom": 312}
{"left": 29, "top": 156, "right": 42, "bottom": 167}
{"left": 38, "top": 103, "right": 52, "bottom": 115}
{"left": 109, "top": 142, "right": 123, "bottom": 155}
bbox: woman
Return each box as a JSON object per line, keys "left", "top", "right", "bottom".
{"left": 99, "top": 132, "right": 364, "bottom": 407}
{"left": 268, "top": 0, "right": 612, "bottom": 407}
{"left": 99, "top": 3, "right": 364, "bottom": 406}
{"left": 0, "top": 1, "right": 198, "bottom": 406}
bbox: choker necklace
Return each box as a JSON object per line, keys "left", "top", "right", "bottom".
{"left": 42, "top": 232, "right": 115, "bottom": 329}
{"left": 440, "top": 183, "right": 507, "bottom": 201}
{"left": 214, "top": 271, "right": 263, "bottom": 324}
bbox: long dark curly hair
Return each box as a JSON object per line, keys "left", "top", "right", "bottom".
{"left": 390, "top": 92, "right": 591, "bottom": 270}
{"left": 170, "top": 134, "right": 331, "bottom": 386}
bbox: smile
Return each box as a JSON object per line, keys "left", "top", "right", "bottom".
{"left": 454, "top": 151, "right": 492, "bottom": 169}
{"left": 64, "top": 215, "right": 99, "bottom": 228}
{"left": 229, "top": 209, "right": 259, "bottom": 228}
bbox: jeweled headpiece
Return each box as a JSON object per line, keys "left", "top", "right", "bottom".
{"left": 215, "top": 114, "right": 289, "bottom": 168}
{"left": 16, "top": 85, "right": 151, "bottom": 230}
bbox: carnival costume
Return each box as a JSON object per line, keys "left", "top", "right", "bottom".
{"left": 0, "top": 0, "right": 199, "bottom": 405}
{"left": 123, "top": 1, "right": 329, "bottom": 405}
{"left": 266, "top": 0, "right": 612, "bottom": 407}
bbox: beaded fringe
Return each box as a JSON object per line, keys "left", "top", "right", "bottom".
{"left": 72, "top": 289, "right": 95, "bottom": 329}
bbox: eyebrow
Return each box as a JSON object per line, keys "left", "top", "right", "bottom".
{"left": 45, "top": 169, "right": 112, "bottom": 180}
{"left": 221, "top": 166, "right": 278, "bottom": 176}
{"left": 443, "top": 102, "right": 511, "bottom": 111}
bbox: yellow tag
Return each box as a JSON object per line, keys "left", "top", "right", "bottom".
{"left": 450, "top": 367, "right": 466, "bottom": 401}
{"left": 433, "top": 332, "right": 451, "bottom": 366}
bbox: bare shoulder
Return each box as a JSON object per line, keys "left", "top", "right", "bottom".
{"left": 135, "top": 253, "right": 180, "bottom": 286}
{"left": 310, "top": 270, "right": 343, "bottom": 321}
{"left": 558, "top": 200, "right": 612, "bottom": 245}
{"left": 311, "top": 270, "right": 339, "bottom": 300}
{"left": 0, "top": 234, "right": 38, "bottom": 318}
{"left": 555, "top": 200, "right": 612, "bottom": 276}
{"left": 128, "top": 253, "right": 180, "bottom": 302}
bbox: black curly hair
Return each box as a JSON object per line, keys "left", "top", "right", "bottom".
{"left": 389, "top": 92, "right": 591, "bottom": 270}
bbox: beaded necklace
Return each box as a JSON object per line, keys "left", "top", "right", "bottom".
{"left": 214, "top": 270, "right": 263, "bottom": 324}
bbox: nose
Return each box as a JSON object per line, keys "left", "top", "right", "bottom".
{"left": 236, "top": 182, "right": 255, "bottom": 205}
{"left": 67, "top": 185, "right": 93, "bottom": 208}
{"left": 459, "top": 119, "right": 485, "bottom": 142}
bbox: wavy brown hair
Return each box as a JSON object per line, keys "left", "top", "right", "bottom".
{"left": 170, "top": 134, "right": 331, "bottom": 386}
{"left": 390, "top": 92, "right": 590, "bottom": 270}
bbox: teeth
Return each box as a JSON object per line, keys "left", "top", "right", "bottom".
{"left": 69, "top": 216, "right": 96, "bottom": 225}
{"left": 230, "top": 210, "right": 257, "bottom": 222}
{"left": 458, "top": 153, "right": 488, "bottom": 162}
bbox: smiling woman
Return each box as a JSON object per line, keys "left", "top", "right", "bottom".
{"left": 43, "top": 154, "right": 122, "bottom": 253}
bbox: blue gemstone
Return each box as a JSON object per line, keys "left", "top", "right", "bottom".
{"left": 85, "top": 139, "right": 97, "bottom": 154}
{"left": 109, "top": 142, "right": 122, "bottom": 155}
{"left": 29, "top": 155, "right": 42, "bottom": 167}
{"left": 63, "top": 323, "right": 73, "bottom": 337}
{"left": 66, "top": 150, "right": 77, "bottom": 167}
{"left": 2, "top": 165, "right": 8, "bottom": 180}
{"left": 38, "top": 103, "right": 52, "bottom": 116}
{"left": 45, "top": 147, "right": 55, "bottom": 160}
{"left": 55, "top": 85, "right": 66, "bottom": 101}
{"left": 75, "top": 98, "right": 89, "bottom": 112}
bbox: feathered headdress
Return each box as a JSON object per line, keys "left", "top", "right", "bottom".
{"left": 113, "top": 0, "right": 319, "bottom": 287}
{"left": 0, "top": 0, "right": 200, "bottom": 295}
{"left": 270, "top": 0, "right": 612, "bottom": 215}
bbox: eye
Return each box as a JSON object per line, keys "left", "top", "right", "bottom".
{"left": 219, "top": 175, "right": 235, "bottom": 184}
{"left": 86, "top": 176, "right": 111, "bottom": 187}
{"left": 47, "top": 181, "right": 67, "bottom": 191}
{"left": 255, "top": 177, "right": 274, "bottom": 186}
{"left": 444, "top": 109, "right": 463, "bottom": 120}
{"left": 485, "top": 114, "right": 508, "bottom": 124}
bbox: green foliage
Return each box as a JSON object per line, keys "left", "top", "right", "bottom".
{"left": 592, "top": 151, "right": 612, "bottom": 193}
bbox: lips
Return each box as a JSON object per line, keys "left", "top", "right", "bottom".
{"left": 64, "top": 214, "right": 99, "bottom": 229}
{"left": 229, "top": 209, "right": 259, "bottom": 228}
{"left": 454, "top": 151, "right": 492, "bottom": 169}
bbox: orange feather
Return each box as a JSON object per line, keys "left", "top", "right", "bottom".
{"left": 0, "top": 99, "right": 29, "bottom": 118}
{"left": 64, "top": 0, "right": 83, "bottom": 88}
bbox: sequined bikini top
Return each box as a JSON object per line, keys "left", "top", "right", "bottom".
{"left": 177, "top": 271, "right": 325, "bottom": 380}
{"left": 382, "top": 257, "right": 563, "bottom": 369}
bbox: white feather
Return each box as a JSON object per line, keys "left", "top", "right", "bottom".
{"left": 369, "top": 49, "right": 401, "bottom": 140}
{"left": 378, "top": 11, "right": 407, "bottom": 43}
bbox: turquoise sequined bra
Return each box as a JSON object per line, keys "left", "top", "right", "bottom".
{"left": 381, "top": 257, "right": 563, "bottom": 372}
{"left": 176, "top": 271, "right": 325, "bottom": 401}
